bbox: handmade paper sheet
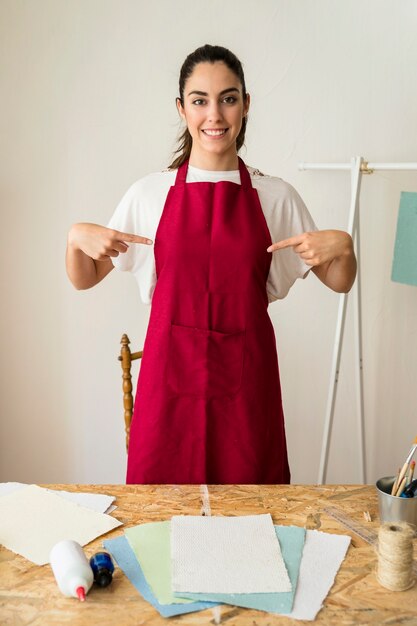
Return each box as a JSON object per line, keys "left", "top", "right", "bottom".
{"left": 0, "top": 482, "right": 115, "bottom": 513}
{"left": 174, "top": 524, "right": 305, "bottom": 613}
{"left": 0, "top": 484, "right": 121, "bottom": 565}
{"left": 287, "top": 529, "right": 351, "bottom": 621}
{"left": 170, "top": 514, "right": 291, "bottom": 594}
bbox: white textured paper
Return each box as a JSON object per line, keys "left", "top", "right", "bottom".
{"left": 46, "top": 489, "right": 116, "bottom": 513}
{"left": 0, "top": 482, "right": 28, "bottom": 496}
{"left": 287, "top": 529, "right": 351, "bottom": 621}
{"left": 0, "top": 485, "right": 122, "bottom": 565}
{"left": 170, "top": 514, "right": 291, "bottom": 594}
{"left": 0, "top": 483, "right": 116, "bottom": 514}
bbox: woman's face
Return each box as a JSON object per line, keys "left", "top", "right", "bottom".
{"left": 177, "top": 61, "right": 250, "bottom": 169}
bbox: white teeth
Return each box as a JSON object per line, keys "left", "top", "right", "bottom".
{"left": 203, "top": 129, "right": 226, "bottom": 136}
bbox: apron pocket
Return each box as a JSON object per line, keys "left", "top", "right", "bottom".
{"left": 168, "top": 324, "right": 245, "bottom": 397}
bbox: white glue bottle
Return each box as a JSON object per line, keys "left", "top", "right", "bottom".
{"left": 49, "top": 540, "right": 94, "bottom": 601}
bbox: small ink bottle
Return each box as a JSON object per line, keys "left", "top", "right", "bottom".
{"left": 89, "top": 551, "right": 115, "bottom": 587}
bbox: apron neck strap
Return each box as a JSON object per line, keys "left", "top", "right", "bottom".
{"left": 174, "top": 157, "right": 253, "bottom": 188}
{"left": 175, "top": 160, "right": 188, "bottom": 185}
{"left": 238, "top": 157, "right": 253, "bottom": 189}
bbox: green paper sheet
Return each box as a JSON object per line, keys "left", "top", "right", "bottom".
{"left": 125, "top": 521, "right": 192, "bottom": 605}
{"left": 173, "top": 525, "right": 306, "bottom": 614}
{"left": 392, "top": 191, "right": 417, "bottom": 287}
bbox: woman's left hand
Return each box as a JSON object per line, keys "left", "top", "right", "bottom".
{"left": 267, "top": 229, "right": 352, "bottom": 266}
{"left": 267, "top": 229, "right": 357, "bottom": 293}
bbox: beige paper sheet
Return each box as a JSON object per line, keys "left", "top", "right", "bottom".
{"left": 0, "top": 484, "right": 122, "bottom": 565}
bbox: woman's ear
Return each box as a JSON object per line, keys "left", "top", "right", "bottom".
{"left": 243, "top": 93, "right": 250, "bottom": 118}
{"left": 176, "top": 97, "right": 186, "bottom": 121}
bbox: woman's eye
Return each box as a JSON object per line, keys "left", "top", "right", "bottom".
{"left": 223, "top": 96, "right": 237, "bottom": 104}
{"left": 192, "top": 99, "right": 205, "bottom": 105}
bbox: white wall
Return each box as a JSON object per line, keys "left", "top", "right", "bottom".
{"left": 1, "top": 0, "right": 416, "bottom": 484}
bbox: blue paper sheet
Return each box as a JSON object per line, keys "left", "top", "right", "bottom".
{"left": 103, "top": 535, "right": 219, "bottom": 618}
{"left": 173, "top": 525, "right": 306, "bottom": 614}
{"left": 392, "top": 191, "right": 417, "bottom": 287}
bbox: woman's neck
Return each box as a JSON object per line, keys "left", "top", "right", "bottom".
{"left": 188, "top": 151, "right": 239, "bottom": 171}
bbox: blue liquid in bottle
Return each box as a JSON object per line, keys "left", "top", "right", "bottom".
{"left": 89, "top": 552, "right": 115, "bottom": 588}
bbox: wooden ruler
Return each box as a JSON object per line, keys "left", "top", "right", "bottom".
{"left": 324, "top": 505, "right": 417, "bottom": 576}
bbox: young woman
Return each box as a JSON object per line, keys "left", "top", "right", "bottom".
{"left": 66, "top": 45, "right": 356, "bottom": 485}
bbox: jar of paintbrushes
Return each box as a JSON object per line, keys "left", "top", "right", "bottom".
{"left": 376, "top": 436, "right": 417, "bottom": 527}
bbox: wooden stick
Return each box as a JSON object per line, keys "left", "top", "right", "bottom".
{"left": 395, "top": 475, "right": 407, "bottom": 498}
{"left": 391, "top": 468, "right": 401, "bottom": 495}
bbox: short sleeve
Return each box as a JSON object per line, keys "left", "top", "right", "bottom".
{"left": 106, "top": 174, "right": 171, "bottom": 305}
{"left": 107, "top": 184, "right": 143, "bottom": 273}
{"left": 253, "top": 177, "right": 317, "bottom": 302}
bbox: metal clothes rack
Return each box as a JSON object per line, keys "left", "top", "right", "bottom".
{"left": 298, "top": 157, "right": 417, "bottom": 484}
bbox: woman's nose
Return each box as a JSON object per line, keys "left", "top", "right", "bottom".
{"left": 207, "top": 101, "right": 222, "bottom": 122}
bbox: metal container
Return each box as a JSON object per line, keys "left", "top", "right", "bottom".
{"left": 376, "top": 476, "right": 417, "bottom": 528}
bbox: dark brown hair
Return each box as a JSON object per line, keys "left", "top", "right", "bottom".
{"left": 169, "top": 44, "right": 248, "bottom": 169}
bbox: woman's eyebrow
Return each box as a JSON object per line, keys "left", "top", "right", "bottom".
{"left": 187, "top": 87, "right": 240, "bottom": 97}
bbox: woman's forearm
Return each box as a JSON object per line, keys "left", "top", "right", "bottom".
{"left": 312, "top": 240, "right": 357, "bottom": 293}
{"left": 66, "top": 240, "right": 113, "bottom": 290}
{"left": 66, "top": 224, "right": 114, "bottom": 290}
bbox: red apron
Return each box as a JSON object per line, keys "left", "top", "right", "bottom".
{"left": 126, "top": 158, "right": 290, "bottom": 484}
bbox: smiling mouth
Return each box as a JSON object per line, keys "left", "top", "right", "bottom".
{"left": 202, "top": 129, "right": 228, "bottom": 136}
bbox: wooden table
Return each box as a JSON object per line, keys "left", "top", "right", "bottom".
{"left": 0, "top": 484, "right": 416, "bottom": 625}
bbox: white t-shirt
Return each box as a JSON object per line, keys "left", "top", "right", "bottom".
{"left": 107, "top": 165, "right": 317, "bottom": 304}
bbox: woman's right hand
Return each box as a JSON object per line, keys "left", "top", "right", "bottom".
{"left": 67, "top": 223, "right": 153, "bottom": 261}
{"left": 66, "top": 223, "right": 153, "bottom": 289}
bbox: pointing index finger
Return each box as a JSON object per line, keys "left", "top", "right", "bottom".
{"left": 117, "top": 231, "right": 153, "bottom": 245}
{"left": 267, "top": 234, "right": 304, "bottom": 253}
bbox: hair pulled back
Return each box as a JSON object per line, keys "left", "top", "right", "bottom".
{"left": 169, "top": 44, "right": 247, "bottom": 169}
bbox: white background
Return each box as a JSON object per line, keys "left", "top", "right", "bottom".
{"left": 1, "top": 0, "right": 416, "bottom": 484}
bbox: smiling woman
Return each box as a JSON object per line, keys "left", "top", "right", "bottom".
{"left": 170, "top": 45, "right": 249, "bottom": 171}
{"left": 65, "top": 44, "right": 356, "bottom": 486}
{"left": 176, "top": 64, "right": 249, "bottom": 171}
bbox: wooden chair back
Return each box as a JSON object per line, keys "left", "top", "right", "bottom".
{"left": 118, "top": 334, "right": 143, "bottom": 451}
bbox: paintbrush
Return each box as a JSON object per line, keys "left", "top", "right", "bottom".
{"left": 407, "top": 460, "right": 416, "bottom": 485}
{"left": 391, "top": 466, "right": 401, "bottom": 495}
{"left": 397, "top": 461, "right": 417, "bottom": 498}
{"left": 392, "top": 436, "right": 417, "bottom": 496}
{"left": 395, "top": 475, "right": 408, "bottom": 498}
